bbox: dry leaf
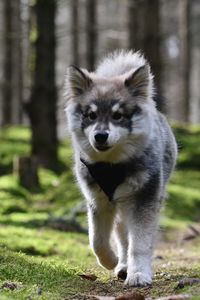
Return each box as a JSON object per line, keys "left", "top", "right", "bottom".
{"left": 176, "top": 277, "right": 200, "bottom": 289}
{"left": 116, "top": 291, "right": 145, "bottom": 300}
{"left": 78, "top": 273, "right": 98, "bottom": 281}
{"left": 2, "top": 282, "right": 18, "bottom": 290}
{"left": 93, "top": 297, "right": 115, "bottom": 300}
{"left": 87, "top": 292, "right": 144, "bottom": 300}
{"left": 155, "top": 294, "right": 190, "bottom": 300}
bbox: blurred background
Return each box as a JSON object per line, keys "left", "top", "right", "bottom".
{"left": 0, "top": 1, "right": 200, "bottom": 299}
{"left": 1, "top": 0, "right": 200, "bottom": 132}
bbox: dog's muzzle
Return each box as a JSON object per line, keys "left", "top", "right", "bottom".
{"left": 94, "top": 131, "right": 110, "bottom": 151}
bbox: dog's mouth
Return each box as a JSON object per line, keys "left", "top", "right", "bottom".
{"left": 94, "top": 144, "right": 111, "bottom": 152}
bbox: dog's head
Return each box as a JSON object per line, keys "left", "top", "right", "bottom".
{"left": 65, "top": 63, "right": 156, "bottom": 162}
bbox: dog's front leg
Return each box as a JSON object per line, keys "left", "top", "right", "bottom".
{"left": 114, "top": 220, "right": 128, "bottom": 279}
{"left": 87, "top": 203, "right": 118, "bottom": 270}
{"left": 125, "top": 207, "right": 159, "bottom": 287}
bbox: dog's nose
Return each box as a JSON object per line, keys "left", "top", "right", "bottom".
{"left": 94, "top": 131, "right": 109, "bottom": 144}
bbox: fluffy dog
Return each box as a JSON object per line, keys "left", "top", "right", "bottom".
{"left": 65, "top": 50, "right": 177, "bottom": 286}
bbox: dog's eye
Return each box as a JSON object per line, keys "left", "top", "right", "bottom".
{"left": 132, "top": 106, "right": 141, "bottom": 115}
{"left": 112, "top": 111, "right": 123, "bottom": 121}
{"left": 88, "top": 112, "right": 97, "bottom": 121}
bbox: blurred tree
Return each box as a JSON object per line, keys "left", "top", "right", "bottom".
{"left": 71, "top": 0, "right": 79, "bottom": 65}
{"left": 2, "top": 0, "right": 24, "bottom": 126}
{"left": 12, "top": 0, "right": 23, "bottom": 124}
{"left": 86, "top": 0, "right": 97, "bottom": 70}
{"left": 27, "top": 0, "right": 58, "bottom": 170}
{"left": 2, "top": 0, "right": 13, "bottom": 125}
{"left": 142, "top": 0, "right": 162, "bottom": 93}
{"left": 127, "top": 0, "right": 144, "bottom": 51}
{"left": 179, "top": 0, "right": 191, "bottom": 122}
{"left": 189, "top": 0, "right": 200, "bottom": 123}
{"left": 128, "top": 0, "right": 163, "bottom": 111}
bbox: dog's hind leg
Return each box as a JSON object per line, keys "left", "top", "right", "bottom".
{"left": 87, "top": 203, "right": 118, "bottom": 270}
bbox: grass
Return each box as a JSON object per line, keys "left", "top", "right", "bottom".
{"left": 0, "top": 125, "right": 200, "bottom": 299}
{"left": 0, "top": 235, "right": 200, "bottom": 299}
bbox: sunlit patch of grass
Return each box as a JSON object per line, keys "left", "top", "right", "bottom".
{"left": 167, "top": 184, "right": 200, "bottom": 220}
{"left": 160, "top": 215, "right": 188, "bottom": 230}
{"left": 1, "top": 238, "right": 200, "bottom": 299}
{"left": 0, "top": 226, "right": 91, "bottom": 264}
{"left": 0, "top": 166, "right": 81, "bottom": 220}
{"left": 0, "top": 226, "right": 98, "bottom": 299}
{"left": 0, "top": 126, "right": 31, "bottom": 141}
{"left": 0, "top": 245, "right": 78, "bottom": 299}
{"left": 173, "top": 124, "right": 200, "bottom": 169}
{"left": 166, "top": 170, "right": 200, "bottom": 221}
{"left": 171, "top": 170, "right": 200, "bottom": 190}
{"left": 0, "top": 126, "right": 31, "bottom": 174}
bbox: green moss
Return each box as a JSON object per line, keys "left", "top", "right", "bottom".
{"left": 164, "top": 124, "right": 200, "bottom": 222}
{"left": 173, "top": 124, "right": 200, "bottom": 169}
{"left": 0, "top": 126, "right": 31, "bottom": 174}
{"left": 167, "top": 184, "right": 200, "bottom": 220}
{"left": 0, "top": 246, "right": 77, "bottom": 299}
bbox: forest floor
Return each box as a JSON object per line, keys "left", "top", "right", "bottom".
{"left": 0, "top": 125, "right": 200, "bottom": 300}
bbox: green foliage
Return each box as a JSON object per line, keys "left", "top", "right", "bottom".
{"left": 164, "top": 124, "right": 200, "bottom": 222}
{"left": 174, "top": 123, "right": 200, "bottom": 169}
{"left": 0, "top": 241, "right": 89, "bottom": 299}
{"left": 0, "top": 126, "right": 31, "bottom": 174}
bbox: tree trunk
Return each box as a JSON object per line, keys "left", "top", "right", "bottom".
{"left": 127, "top": 0, "right": 145, "bottom": 51}
{"left": 189, "top": 0, "right": 200, "bottom": 123}
{"left": 71, "top": 0, "right": 79, "bottom": 66}
{"left": 17, "top": 156, "right": 40, "bottom": 190}
{"left": 86, "top": 0, "right": 97, "bottom": 71}
{"left": 2, "top": 0, "right": 13, "bottom": 125}
{"left": 12, "top": 0, "right": 23, "bottom": 124}
{"left": 27, "top": 0, "right": 58, "bottom": 170}
{"left": 179, "top": 0, "right": 191, "bottom": 123}
{"left": 127, "top": 0, "right": 163, "bottom": 111}
{"left": 142, "top": 0, "right": 162, "bottom": 93}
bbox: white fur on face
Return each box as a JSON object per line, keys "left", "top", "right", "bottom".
{"left": 108, "top": 123, "right": 129, "bottom": 146}
{"left": 84, "top": 122, "right": 129, "bottom": 151}
{"left": 84, "top": 124, "right": 98, "bottom": 151}
{"left": 112, "top": 103, "right": 121, "bottom": 113}
{"left": 65, "top": 103, "right": 81, "bottom": 133}
{"left": 90, "top": 103, "right": 98, "bottom": 112}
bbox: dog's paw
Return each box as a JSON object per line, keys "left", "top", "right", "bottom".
{"left": 115, "top": 264, "right": 127, "bottom": 280}
{"left": 124, "top": 272, "right": 152, "bottom": 287}
{"left": 96, "top": 253, "right": 118, "bottom": 270}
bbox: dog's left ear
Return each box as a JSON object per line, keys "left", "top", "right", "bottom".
{"left": 66, "top": 65, "right": 93, "bottom": 97}
{"left": 124, "top": 64, "right": 150, "bottom": 98}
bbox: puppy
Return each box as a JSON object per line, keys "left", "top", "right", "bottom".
{"left": 65, "top": 50, "right": 177, "bottom": 286}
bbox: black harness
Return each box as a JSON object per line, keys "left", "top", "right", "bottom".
{"left": 80, "top": 158, "right": 126, "bottom": 201}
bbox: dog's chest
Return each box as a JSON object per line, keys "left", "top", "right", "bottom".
{"left": 81, "top": 159, "right": 126, "bottom": 201}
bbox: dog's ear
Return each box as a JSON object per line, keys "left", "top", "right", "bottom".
{"left": 67, "top": 65, "right": 92, "bottom": 96}
{"left": 124, "top": 64, "right": 150, "bottom": 98}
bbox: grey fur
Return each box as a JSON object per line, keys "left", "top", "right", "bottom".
{"left": 65, "top": 50, "right": 177, "bottom": 286}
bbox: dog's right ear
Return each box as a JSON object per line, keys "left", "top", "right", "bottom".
{"left": 66, "top": 65, "right": 93, "bottom": 97}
